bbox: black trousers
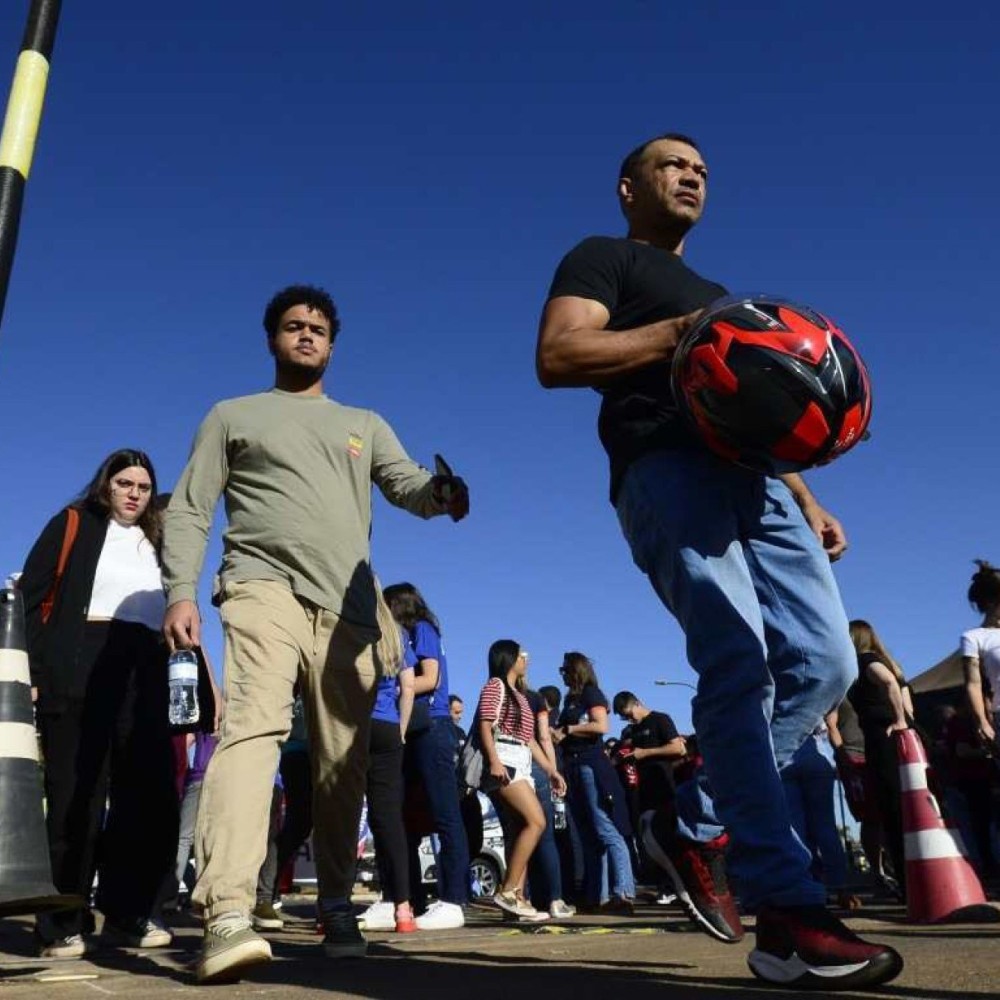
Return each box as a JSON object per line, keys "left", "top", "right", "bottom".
{"left": 37, "top": 622, "right": 179, "bottom": 935}
{"left": 276, "top": 748, "right": 314, "bottom": 876}
{"left": 864, "top": 730, "right": 906, "bottom": 891}
{"left": 367, "top": 719, "right": 409, "bottom": 903}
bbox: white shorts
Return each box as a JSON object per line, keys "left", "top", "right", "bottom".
{"left": 495, "top": 738, "right": 534, "bottom": 788}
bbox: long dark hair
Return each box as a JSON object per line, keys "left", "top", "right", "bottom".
{"left": 383, "top": 582, "right": 440, "bottom": 634}
{"left": 75, "top": 448, "right": 162, "bottom": 554}
{"left": 488, "top": 639, "right": 523, "bottom": 733}
{"left": 561, "top": 650, "right": 599, "bottom": 694}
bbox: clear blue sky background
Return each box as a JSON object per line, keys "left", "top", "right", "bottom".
{"left": 0, "top": 1, "right": 996, "bottom": 734}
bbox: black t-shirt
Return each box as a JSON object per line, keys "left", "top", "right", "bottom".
{"left": 557, "top": 684, "right": 609, "bottom": 753}
{"left": 627, "top": 709, "right": 679, "bottom": 751}
{"left": 626, "top": 709, "right": 680, "bottom": 794}
{"left": 525, "top": 689, "right": 546, "bottom": 740}
{"left": 547, "top": 236, "right": 728, "bottom": 501}
{"left": 848, "top": 651, "right": 909, "bottom": 733}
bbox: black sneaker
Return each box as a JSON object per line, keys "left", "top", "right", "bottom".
{"left": 319, "top": 905, "right": 367, "bottom": 959}
{"left": 641, "top": 810, "right": 744, "bottom": 943}
{"left": 748, "top": 904, "right": 903, "bottom": 990}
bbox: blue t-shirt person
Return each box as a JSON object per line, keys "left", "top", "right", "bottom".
{"left": 409, "top": 619, "right": 450, "bottom": 719}
{"left": 371, "top": 630, "right": 417, "bottom": 724}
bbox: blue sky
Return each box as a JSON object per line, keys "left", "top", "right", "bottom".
{"left": 0, "top": 1, "right": 996, "bottom": 733}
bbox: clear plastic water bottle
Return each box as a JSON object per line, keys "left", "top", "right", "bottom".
{"left": 552, "top": 791, "right": 567, "bottom": 830}
{"left": 168, "top": 649, "right": 200, "bottom": 726}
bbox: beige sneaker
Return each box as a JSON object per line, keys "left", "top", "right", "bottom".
{"left": 495, "top": 889, "right": 546, "bottom": 920}
{"left": 196, "top": 915, "right": 272, "bottom": 984}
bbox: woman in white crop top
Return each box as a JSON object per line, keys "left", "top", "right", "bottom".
{"left": 20, "top": 450, "right": 180, "bottom": 959}
{"left": 962, "top": 559, "right": 1000, "bottom": 751}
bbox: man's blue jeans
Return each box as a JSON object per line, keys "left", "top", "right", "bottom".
{"left": 615, "top": 449, "right": 855, "bottom": 910}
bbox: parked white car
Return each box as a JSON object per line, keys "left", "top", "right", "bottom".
{"left": 419, "top": 793, "right": 506, "bottom": 897}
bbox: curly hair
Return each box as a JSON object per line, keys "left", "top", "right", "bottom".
{"left": 262, "top": 284, "right": 340, "bottom": 340}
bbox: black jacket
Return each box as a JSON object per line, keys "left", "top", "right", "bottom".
{"left": 21, "top": 502, "right": 216, "bottom": 725}
{"left": 21, "top": 502, "right": 112, "bottom": 700}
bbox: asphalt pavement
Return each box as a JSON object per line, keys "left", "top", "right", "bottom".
{"left": 1, "top": 892, "right": 998, "bottom": 999}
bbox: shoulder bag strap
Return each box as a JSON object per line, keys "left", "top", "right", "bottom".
{"left": 40, "top": 508, "right": 80, "bottom": 625}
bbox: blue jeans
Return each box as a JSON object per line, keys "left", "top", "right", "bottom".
{"left": 527, "top": 762, "right": 563, "bottom": 907}
{"left": 569, "top": 764, "right": 636, "bottom": 903}
{"left": 782, "top": 734, "right": 848, "bottom": 890}
{"left": 405, "top": 717, "right": 469, "bottom": 905}
{"left": 615, "top": 449, "right": 855, "bottom": 910}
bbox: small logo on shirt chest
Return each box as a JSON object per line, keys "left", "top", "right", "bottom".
{"left": 347, "top": 433, "right": 364, "bottom": 458}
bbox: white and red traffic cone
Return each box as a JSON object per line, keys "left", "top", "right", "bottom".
{"left": 896, "top": 728, "right": 998, "bottom": 923}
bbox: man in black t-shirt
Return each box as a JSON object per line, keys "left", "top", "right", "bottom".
{"left": 612, "top": 692, "right": 686, "bottom": 812}
{"left": 536, "top": 133, "right": 901, "bottom": 990}
{"left": 613, "top": 691, "right": 686, "bottom": 898}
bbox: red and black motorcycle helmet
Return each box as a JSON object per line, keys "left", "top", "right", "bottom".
{"left": 671, "top": 296, "right": 872, "bottom": 475}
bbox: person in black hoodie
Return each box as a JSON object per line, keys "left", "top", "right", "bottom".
{"left": 20, "top": 449, "right": 180, "bottom": 958}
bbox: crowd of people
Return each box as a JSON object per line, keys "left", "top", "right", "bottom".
{"left": 9, "top": 132, "right": 1000, "bottom": 994}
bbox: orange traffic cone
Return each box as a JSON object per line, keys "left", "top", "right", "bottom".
{"left": 896, "top": 728, "right": 998, "bottom": 923}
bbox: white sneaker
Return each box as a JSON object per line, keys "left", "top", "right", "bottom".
{"left": 415, "top": 901, "right": 465, "bottom": 930}
{"left": 356, "top": 900, "right": 395, "bottom": 931}
{"left": 102, "top": 917, "right": 173, "bottom": 949}
{"left": 549, "top": 900, "right": 577, "bottom": 918}
{"left": 39, "top": 933, "right": 87, "bottom": 959}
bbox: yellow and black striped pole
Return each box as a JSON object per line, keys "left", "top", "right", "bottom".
{"left": 0, "top": 0, "right": 61, "bottom": 331}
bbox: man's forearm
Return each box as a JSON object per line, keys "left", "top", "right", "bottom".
{"left": 537, "top": 320, "right": 682, "bottom": 388}
{"left": 161, "top": 409, "right": 228, "bottom": 604}
{"left": 780, "top": 472, "right": 816, "bottom": 508}
{"left": 371, "top": 416, "right": 445, "bottom": 519}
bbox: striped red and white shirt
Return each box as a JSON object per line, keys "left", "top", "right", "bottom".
{"left": 477, "top": 678, "right": 534, "bottom": 744}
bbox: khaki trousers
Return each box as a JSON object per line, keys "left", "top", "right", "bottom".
{"left": 193, "top": 579, "right": 378, "bottom": 920}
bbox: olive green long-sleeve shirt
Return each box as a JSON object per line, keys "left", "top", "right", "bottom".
{"left": 162, "top": 389, "right": 443, "bottom": 627}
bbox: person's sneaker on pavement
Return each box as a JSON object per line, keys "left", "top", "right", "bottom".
{"left": 320, "top": 902, "right": 368, "bottom": 958}
{"left": 356, "top": 899, "right": 395, "bottom": 931}
{"left": 748, "top": 904, "right": 903, "bottom": 990}
{"left": 641, "top": 810, "right": 744, "bottom": 943}
{"left": 102, "top": 916, "right": 173, "bottom": 949}
{"left": 602, "top": 895, "right": 635, "bottom": 916}
{"left": 415, "top": 900, "right": 466, "bottom": 930}
{"left": 37, "top": 933, "right": 87, "bottom": 959}
{"left": 251, "top": 900, "right": 285, "bottom": 931}
{"left": 549, "top": 899, "right": 577, "bottom": 919}
{"left": 196, "top": 913, "right": 272, "bottom": 984}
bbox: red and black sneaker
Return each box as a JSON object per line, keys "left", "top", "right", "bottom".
{"left": 640, "top": 810, "right": 744, "bottom": 943}
{"left": 748, "top": 904, "right": 903, "bottom": 990}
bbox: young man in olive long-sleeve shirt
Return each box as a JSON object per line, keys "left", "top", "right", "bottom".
{"left": 162, "top": 284, "right": 468, "bottom": 984}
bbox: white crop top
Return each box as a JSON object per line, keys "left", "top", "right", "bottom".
{"left": 87, "top": 520, "right": 166, "bottom": 631}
